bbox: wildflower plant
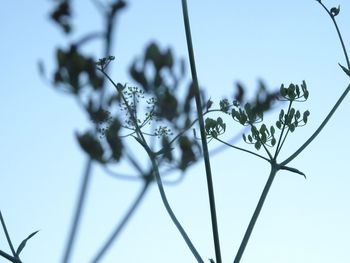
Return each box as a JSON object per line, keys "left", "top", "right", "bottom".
{"left": 0, "top": 211, "right": 39, "bottom": 263}
{"left": 202, "top": 1, "right": 350, "bottom": 261}
{"left": 1, "top": 0, "right": 344, "bottom": 263}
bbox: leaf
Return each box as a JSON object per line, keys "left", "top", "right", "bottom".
{"left": 295, "top": 85, "right": 300, "bottom": 97}
{"left": 161, "top": 136, "right": 173, "bottom": 161}
{"left": 271, "top": 137, "right": 276, "bottom": 146}
{"left": 144, "top": 42, "right": 160, "bottom": 64}
{"left": 287, "top": 84, "right": 296, "bottom": 100}
{"left": 77, "top": 132, "right": 104, "bottom": 162}
{"left": 248, "top": 134, "right": 253, "bottom": 143}
{"left": 289, "top": 123, "right": 295, "bottom": 132}
{"left": 288, "top": 108, "right": 295, "bottom": 122}
{"left": 303, "top": 110, "right": 310, "bottom": 124}
{"left": 270, "top": 126, "right": 275, "bottom": 135}
{"left": 279, "top": 109, "right": 284, "bottom": 121}
{"left": 16, "top": 230, "right": 39, "bottom": 256}
{"left": 254, "top": 141, "right": 261, "bottom": 150}
{"left": 242, "top": 134, "right": 247, "bottom": 142}
{"left": 106, "top": 120, "right": 123, "bottom": 161}
{"left": 301, "top": 80, "right": 307, "bottom": 91}
{"left": 234, "top": 82, "right": 245, "bottom": 103}
{"left": 38, "top": 60, "right": 45, "bottom": 77}
{"left": 206, "top": 99, "right": 213, "bottom": 110}
{"left": 217, "top": 117, "right": 223, "bottom": 125}
{"left": 259, "top": 124, "right": 267, "bottom": 134}
{"left": 239, "top": 112, "right": 247, "bottom": 125}
{"left": 338, "top": 63, "right": 350, "bottom": 77}
{"left": 280, "top": 84, "right": 287, "bottom": 97}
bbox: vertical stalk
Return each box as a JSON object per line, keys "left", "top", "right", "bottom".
{"left": 181, "top": 1, "right": 222, "bottom": 262}
{"left": 234, "top": 166, "right": 277, "bottom": 263}
{"left": 62, "top": 3, "right": 124, "bottom": 262}
{"left": 62, "top": 158, "right": 93, "bottom": 263}
{"left": 91, "top": 181, "right": 150, "bottom": 263}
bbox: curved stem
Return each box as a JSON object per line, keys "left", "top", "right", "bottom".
{"left": 102, "top": 166, "right": 142, "bottom": 181}
{"left": 181, "top": 1, "right": 222, "bottom": 262}
{"left": 282, "top": 1, "right": 350, "bottom": 166}
{"left": 316, "top": 1, "right": 350, "bottom": 69}
{"left": 149, "top": 152, "right": 204, "bottom": 262}
{"left": 62, "top": 158, "right": 93, "bottom": 263}
{"left": 102, "top": 54, "right": 203, "bottom": 261}
{"left": 91, "top": 181, "right": 150, "bottom": 263}
{"left": 281, "top": 83, "right": 350, "bottom": 166}
{"left": 233, "top": 166, "right": 278, "bottom": 263}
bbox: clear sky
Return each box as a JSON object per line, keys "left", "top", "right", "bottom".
{"left": 1, "top": 1, "right": 350, "bottom": 262}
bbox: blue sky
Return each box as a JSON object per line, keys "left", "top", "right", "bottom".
{"left": 1, "top": 1, "right": 350, "bottom": 262}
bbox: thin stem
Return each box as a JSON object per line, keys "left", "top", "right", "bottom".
{"left": 181, "top": 1, "right": 222, "bottom": 262}
{"left": 215, "top": 137, "right": 270, "bottom": 163}
{"left": 102, "top": 166, "right": 142, "bottom": 181}
{"left": 233, "top": 166, "right": 278, "bottom": 263}
{"left": 102, "top": 61, "right": 203, "bottom": 260}
{"left": 91, "top": 181, "right": 151, "bottom": 263}
{"left": 281, "top": 83, "right": 350, "bottom": 166}
{"left": 169, "top": 108, "right": 223, "bottom": 146}
{"left": 0, "top": 211, "right": 16, "bottom": 258}
{"left": 74, "top": 32, "right": 105, "bottom": 47}
{"left": 62, "top": 158, "right": 93, "bottom": 263}
{"left": 276, "top": 128, "right": 290, "bottom": 157}
{"left": 148, "top": 152, "right": 204, "bottom": 263}
{"left": 316, "top": 1, "right": 350, "bottom": 69}
{"left": 281, "top": 2, "right": 350, "bottom": 165}
{"left": 255, "top": 131, "right": 273, "bottom": 160}
{"left": 274, "top": 101, "right": 293, "bottom": 159}
{"left": 0, "top": 250, "right": 20, "bottom": 263}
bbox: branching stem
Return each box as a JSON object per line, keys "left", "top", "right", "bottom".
{"left": 0, "top": 211, "right": 16, "bottom": 258}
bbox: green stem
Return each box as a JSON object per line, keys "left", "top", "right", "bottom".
{"left": 62, "top": 4, "right": 122, "bottom": 261}
{"left": 233, "top": 166, "right": 278, "bottom": 263}
{"left": 281, "top": 83, "right": 350, "bottom": 166}
{"left": 316, "top": 1, "right": 350, "bottom": 69}
{"left": 91, "top": 181, "right": 151, "bottom": 262}
{"left": 181, "top": 1, "right": 222, "bottom": 262}
{"left": 148, "top": 152, "right": 204, "bottom": 263}
{"left": 62, "top": 158, "right": 93, "bottom": 263}
{"left": 282, "top": 3, "right": 350, "bottom": 165}
{"left": 0, "top": 250, "right": 21, "bottom": 263}
{"left": 102, "top": 61, "right": 203, "bottom": 261}
{"left": 0, "top": 211, "right": 16, "bottom": 258}
{"left": 215, "top": 137, "right": 270, "bottom": 162}
{"left": 253, "top": 125, "right": 273, "bottom": 160}
{"left": 274, "top": 101, "right": 293, "bottom": 159}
